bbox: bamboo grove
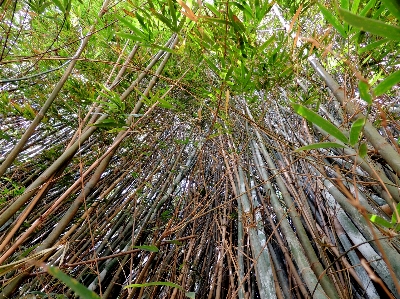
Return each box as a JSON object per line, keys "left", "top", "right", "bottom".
{"left": 0, "top": 0, "right": 400, "bottom": 298}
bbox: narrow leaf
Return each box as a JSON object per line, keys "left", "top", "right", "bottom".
{"left": 124, "top": 281, "right": 182, "bottom": 289}
{"left": 360, "top": 0, "right": 376, "bottom": 17}
{"left": 231, "top": 2, "right": 253, "bottom": 18}
{"left": 258, "top": 35, "right": 275, "bottom": 52}
{"left": 369, "top": 214, "right": 394, "bottom": 228}
{"left": 158, "top": 98, "right": 174, "bottom": 109}
{"left": 396, "top": 202, "right": 400, "bottom": 221}
{"left": 318, "top": 4, "right": 347, "bottom": 37}
{"left": 0, "top": 130, "right": 11, "bottom": 141}
{"left": 351, "top": 0, "right": 361, "bottom": 13}
{"left": 117, "top": 16, "right": 145, "bottom": 38}
{"left": 117, "top": 32, "right": 146, "bottom": 43}
{"left": 167, "top": 0, "right": 177, "bottom": 29}
{"left": 167, "top": 240, "right": 183, "bottom": 245}
{"left": 374, "top": 70, "right": 400, "bottom": 96}
{"left": 295, "top": 142, "right": 346, "bottom": 152}
{"left": 359, "top": 142, "right": 368, "bottom": 158}
{"left": 205, "top": 3, "right": 219, "bottom": 16}
{"left": 339, "top": 8, "right": 400, "bottom": 40}
{"left": 381, "top": 0, "right": 400, "bottom": 22}
{"left": 358, "top": 38, "right": 389, "bottom": 54}
{"left": 46, "top": 266, "right": 100, "bottom": 299}
{"left": 349, "top": 117, "right": 365, "bottom": 146}
{"left": 135, "top": 12, "right": 147, "bottom": 30}
{"left": 259, "top": 0, "right": 273, "bottom": 21}
{"left": 391, "top": 202, "right": 400, "bottom": 224}
{"left": 132, "top": 244, "right": 159, "bottom": 252}
{"left": 52, "top": 0, "right": 65, "bottom": 12}
{"left": 202, "top": 17, "right": 230, "bottom": 25}
{"left": 152, "top": 11, "right": 175, "bottom": 31}
{"left": 280, "top": 66, "right": 293, "bottom": 78}
{"left": 93, "top": 119, "right": 123, "bottom": 129}
{"left": 149, "top": 43, "right": 175, "bottom": 53}
{"left": 358, "top": 81, "right": 372, "bottom": 105}
{"left": 204, "top": 58, "right": 219, "bottom": 74}
{"left": 341, "top": 0, "right": 349, "bottom": 10}
{"left": 292, "top": 103, "right": 349, "bottom": 143}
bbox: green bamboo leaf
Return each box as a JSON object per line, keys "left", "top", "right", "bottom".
{"left": 373, "top": 70, "right": 400, "bottom": 96}
{"left": 391, "top": 202, "right": 400, "bottom": 224}
{"left": 369, "top": 214, "right": 394, "bottom": 228}
{"left": 0, "top": 131, "right": 11, "bottom": 141}
{"left": 257, "top": 0, "right": 272, "bottom": 21}
{"left": 381, "top": 0, "right": 400, "bottom": 22}
{"left": 341, "top": 0, "right": 349, "bottom": 10}
{"left": 373, "top": 3, "right": 389, "bottom": 19}
{"left": 202, "top": 17, "right": 230, "bottom": 26}
{"left": 46, "top": 266, "right": 100, "bottom": 299}
{"left": 318, "top": 4, "right": 347, "bottom": 37}
{"left": 124, "top": 281, "right": 182, "bottom": 289}
{"left": 117, "top": 32, "right": 146, "bottom": 43}
{"left": 351, "top": 0, "right": 361, "bottom": 13}
{"left": 370, "top": 70, "right": 383, "bottom": 86}
{"left": 185, "top": 292, "right": 196, "bottom": 298}
{"left": 295, "top": 142, "right": 346, "bottom": 152}
{"left": 135, "top": 12, "right": 146, "bottom": 29}
{"left": 359, "top": 142, "right": 368, "bottom": 158}
{"left": 339, "top": 8, "right": 400, "bottom": 40}
{"left": 358, "top": 38, "right": 389, "bottom": 54}
{"left": 225, "top": 66, "right": 234, "bottom": 81}
{"left": 132, "top": 244, "right": 159, "bottom": 252}
{"left": 205, "top": 3, "right": 220, "bottom": 17}
{"left": 167, "top": 0, "right": 177, "bottom": 29}
{"left": 292, "top": 103, "right": 349, "bottom": 143}
{"left": 167, "top": 240, "right": 183, "bottom": 245}
{"left": 52, "top": 0, "right": 65, "bottom": 12}
{"left": 358, "top": 81, "right": 372, "bottom": 105}
{"left": 152, "top": 11, "right": 176, "bottom": 31}
{"left": 117, "top": 16, "right": 146, "bottom": 38}
{"left": 158, "top": 98, "right": 174, "bottom": 109}
{"left": 395, "top": 205, "right": 400, "bottom": 231}
{"left": 12, "top": 102, "right": 24, "bottom": 115}
{"left": 231, "top": 2, "right": 253, "bottom": 18}
{"left": 204, "top": 57, "right": 219, "bottom": 74}
{"left": 258, "top": 35, "right": 275, "bottom": 53}
{"left": 360, "top": 0, "right": 377, "bottom": 16}
{"left": 148, "top": 43, "right": 175, "bottom": 53}
{"left": 195, "top": 30, "right": 213, "bottom": 47}
{"left": 280, "top": 66, "right": 293, "bottom": 78}
{"left": 93, "top": 119, "right": 124, "bottom": 129}
{"left": 349, "top": 117, "right": 365, "bottom": 146}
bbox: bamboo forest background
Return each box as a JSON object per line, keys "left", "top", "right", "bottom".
{"left": 0, "top": 0, "right": 399, "bottom": 298}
